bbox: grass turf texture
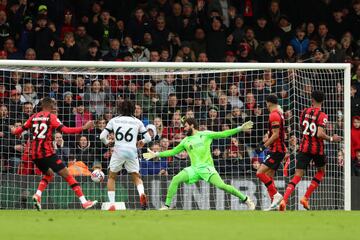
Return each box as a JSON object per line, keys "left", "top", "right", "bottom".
{"left": 0, "top": 210, "right": 358, "bottom": 240}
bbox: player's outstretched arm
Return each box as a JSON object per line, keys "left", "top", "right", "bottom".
{"left": 143, "top": 141, "right": 185, "bottom": 160}
{"left": 11, "top": 115, "right": 34, "bottom": 136}
{"left": 206, "top": 121, "right": 254, "bottom": 139}
{"left": 317, "top": 127, "right": 342, "bottom": 142}
{"left": 60, "top": 121, "right": 94, "bottom": 134}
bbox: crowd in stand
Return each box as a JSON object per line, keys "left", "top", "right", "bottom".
{"left": 0, "top": 0, "right": 359, "bottom": 176}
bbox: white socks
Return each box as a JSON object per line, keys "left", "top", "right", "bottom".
{"left": 137, "top": 184, "right": 145, "bottom": 196}
{"left": 108, "top": 191, "right": 115, "bottom": 203}
{"left": 36, "top": 190, "right": 42, "bottom": 197}
{"left": 79, "top": 196, "right": 87, "bottom": 204}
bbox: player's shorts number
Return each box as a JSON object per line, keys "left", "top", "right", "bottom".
{"left": 115, "top": 127, "right": 133, "bottom": 142}
{"left": 32, "top": 123, "right": 48, "bottom": 139}
{"left": 302, "top": 120, "right": 316, "bottom": 137}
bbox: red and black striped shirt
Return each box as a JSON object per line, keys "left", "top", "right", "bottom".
{"left": 14, "top": 111, "right": 84, "bottom": 160}
{"left": 299, "top": 107, "right": 328, "bottom": 155}
{"left": 268, "top": 109, "right": 286, "bottom": 153}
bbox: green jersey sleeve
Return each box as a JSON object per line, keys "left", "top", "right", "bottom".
{"left": 158, "top": 139, "right": 186, "bottom": 157}
{"left": 203, "top": 127, "right": 241, "bottom": 139}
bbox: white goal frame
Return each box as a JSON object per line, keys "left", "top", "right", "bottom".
{"left": 0, "top": 60, "right": 351, "bottom": 210}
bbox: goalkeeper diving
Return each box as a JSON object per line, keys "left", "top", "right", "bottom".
{"left": 143, "top": 118, "right": 256, "bottom": 210}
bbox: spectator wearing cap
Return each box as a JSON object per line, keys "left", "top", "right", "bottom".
{"left": 325, "top": 34, "right": 346, "bottom": 63}
{"left": 92, "top": 9, "right": 117, "bottom": 51}
{"left": 190, "top": 27, "right": 207, "bottom": 58}
{"left": 290, "top": 27, "right": 309, "bottom": 57}
{"left": 58, "top": 32, "right": 80, "bottom": 60}
{"left": 225, "top": 50, "right": 236, "bottom": 62}
{"left": 33, "top": 14, "right": 57, "bottom": 59}
{"left": 18, "top": 16, "right": 34, "bottom": 54}
{"left": 311, "top": 47, "right": 327, "bottom": 63}
{"left": 146, "top": 124, "right": 159, "bottom": 141}
{"left": 75, "top": 25, "right": 94, "bottom": 60}
{"left": 176, "top": 41, "right": 195, "bottom": 62}
{"left": 254, "top": 16, "right": 274, "bottom": 43}
{"left": 0, "top": 10, "right": 13, "bottom": 49}
{"left": 206, "top": 17, "right": 227, "bottom": 62}
{"left": 301, "top": 39, "right": 319, "bottom": 62}
{"left": 133, "top": 45, "right": 150, "bottom": 61}
{"left": 275, "top": 15, "right": 293, "bottom": 45}
{"left": 206, "top": 105, "right": 222, "bottom": 131}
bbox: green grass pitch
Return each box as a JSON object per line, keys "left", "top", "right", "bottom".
{"left": 0, "top": 210, "right": 359, "bottom": 240}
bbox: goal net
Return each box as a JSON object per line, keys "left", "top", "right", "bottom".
{"left": 0, "top": 61, "right": 351, "bottom": 210}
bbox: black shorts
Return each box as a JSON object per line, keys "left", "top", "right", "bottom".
{"left": 296, "top": 152, "right": 327, "bottom": 169}
{"left": 263, "top": 152, "right": 285, "bottom": 170}
{"left": 33, "top": 155, "right": 66, "bottom": 174}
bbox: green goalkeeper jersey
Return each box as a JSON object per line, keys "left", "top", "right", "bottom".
{"left": 158, "top": 127, "right": 241, "bottom": 167}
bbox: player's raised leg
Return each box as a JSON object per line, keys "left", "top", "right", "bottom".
{"left": 57, "top": 168, "right": 97, "bottom": 209}
{"left": 107, "top": 170, "right": 117, "bottom": 211}
{"left": 208, "top": 173, "right": 255, "bottom": 210}
{"left": 131, "top": 172, "right": 147, "bottom": 210}
{"left": 256, "top": 164, "right": 282, "bottom": 210}
{"left": 160, "top": 170, "right": 189, "bottom": 210}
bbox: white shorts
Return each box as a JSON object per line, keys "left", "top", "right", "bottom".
{"left": 109, "top": 148, "right": 139, "bottom": 173}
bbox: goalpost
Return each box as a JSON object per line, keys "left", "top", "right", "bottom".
{"left": 0, "top": 60, "right": 351, "bottom": 210}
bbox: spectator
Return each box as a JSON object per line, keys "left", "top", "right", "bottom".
{"left": 275, "top": 15, "right": 293, "bottom": 45}
{"left": 134, "top": 104, "right": 150, "bottom": 126}
{"left": 316, "top": 22, "right": 329, "bottom": 50}
{"left": 311, "top": 47, "right": 327, "bottom": 63}
{"left": 197, "top": 52, "right": 209, "bottom": 62}
{"left": 351, "top": 117, "right": 360, "bottom": 161}
{"left": 254, "top": 16, "right": 273, "bottom": 43}
{"left": 127, "top": 7, "right": 150, "bottom": 45}
{"left": 59, "top": 91, "right": 75, "bottom": 127}
{"left": 24, "top": 48, "right": 36, "bottom": 60}
{"left": 103, "top": 38, "right": 124, "bottom": 61}
{"left": 161, "top": 112, "right": 183, "bottom": 143}
{"left": 351, "top": 84, "right": 360, "bottom": 117}
{"left": 225, "top": 106, "right": 244, "bottom": 128}
{"left": 243, "top": 27, "right": 259, "bottom": 52}
{"left": 136, "top": 81, "right": 161, "bottom": 119}
{"left": 282, "top": 44, "right": 297, "bottom": 63}
{"left": 21, "top": 102, "right": 33, "bottom": 120}
{"left": 21, "top": 83, "right": 38, "bottom": 105}
{"left": 190, "top": 27, "right": 206, "bottom": 57}
{"left": 153, "top": 117, "right": 164, "bottom": 140}
{"left": 85, "top": 41, "right": 102, "bottom": 61}
{"left": 155, "top": 74, "right": 176, "bottom": 104}
{"left": 151, "top": 15, "right": 171, "bottom": 49}
{"left": 0, "top": 10, "right": 12, "bottom": 49}
{"left": 206, "top": 105, "right": 221, "bottom": 131}
{"left": 54, "top": 132, "right": 70, "bottom": 163}
{"left": 72, "top": 135, "right": 95, "bottom": 167}
{"left": 176, "top": 41, "right": 196, "bottom": 62}
{"left": 290, "top": 27, "right": 309, "bottom": 57}
{"left": 218, "top": 94, "right": 232, "bottom": 118}
{"left": 92, "top": 9, "right": 117, "bottom": 51}
{"left": 84, "top": 80, "right": 108, "bottom": 116}
{"left": 7, "top": 89, "right": 22, "bottom": 119}
{"left": 268, "top": 0, "right": 281, "bottom": 26}
{"left": 33, "top": 14, "right": 57, "bottom": 60}
{"left": 227, "top": 84, "right": 244, "bottom": 109}
{"left": 74, "top": 100, "right": 92, "bottom": 128}
{"left": 353, "top": 150, "right": 360, "bottom": 176}
{"left": 3, "top": 37, "right": 22, "bottom": 59}
{"left": 75, "top": 25, "right": 93, "bottom": 60}
{"left": 329, "top": 9, "right": 350, "bottom": 41}
{"left": 206, "top": 17, "right": 227, "bottom": 61}
{"left": 257, "top": 40, "right": 278, "bottom": 62}
{"left": 325, "top": 35, "right": 346, "bottom": 63}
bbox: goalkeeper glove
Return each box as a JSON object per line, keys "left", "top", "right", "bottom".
{"left": 255, "top": 143, "right": 266, "bottom": 154}
{"left": 239, "top": 121, "right": 254, "bottom": 131}
{"left": 143, "top": 148, "right": 159, "bottom": 160}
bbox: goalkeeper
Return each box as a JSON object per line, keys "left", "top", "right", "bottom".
{"left": 143, "top": 118, "right": 255, "bottom": 210}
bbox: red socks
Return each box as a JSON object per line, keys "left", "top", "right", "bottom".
{"left": 37, "top": 175, "right": 54, "bottom": 193}
{"left": 283, "top": 175, "right": 302, "bottom": 203}
{"left": 65, "top": 175, "right": 84, "bottom": 198}
{"left": 304, "top": 170, "right": 325, "bottom": 199}
{"left": 256, "top": 173, "right": 278, "bottom": 200}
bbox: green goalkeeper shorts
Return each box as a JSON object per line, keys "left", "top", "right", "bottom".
{"left": 183, "top": 165, "right": 218, "bottom": 184}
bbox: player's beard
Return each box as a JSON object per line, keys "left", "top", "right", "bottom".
{"left": 184, "top": 128, "right": 193, "bottom": 136}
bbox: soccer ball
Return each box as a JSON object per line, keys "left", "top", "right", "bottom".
{"left": 91, "top": 169, "right": 105, "bottom": 183}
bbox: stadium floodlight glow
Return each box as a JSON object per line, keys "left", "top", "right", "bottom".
{"left": 0, "top": 60, "right": 351, "bottom": 210}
